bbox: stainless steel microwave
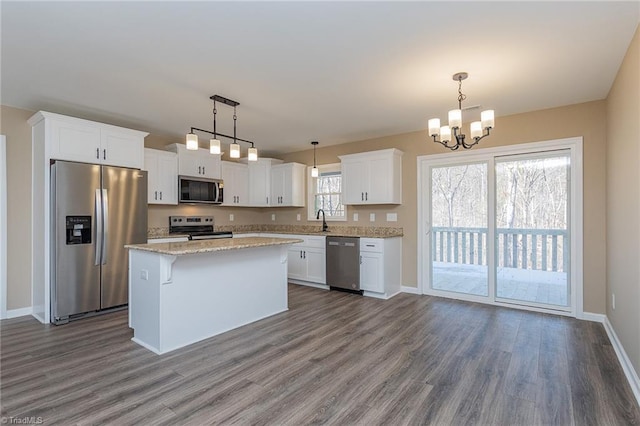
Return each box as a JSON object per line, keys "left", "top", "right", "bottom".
{"left": 178, "top": 176, "right": 223, "bottom": 204}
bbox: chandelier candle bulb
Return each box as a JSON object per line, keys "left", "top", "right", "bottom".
{"left": 481, "top": 110, "right": 495, "bottom": 129}
{"left": 440, "top": 126, "right": 452, "bottom": 142}
{"left": 209, "top": 139, "right": 221, "bottom": 154}
{"left": 448, "top": 109, "right": 462, "bottom": 129}
{"left": 248, "top": 147, "right": 258, "bottom": 161}
{"left": 230, "top": 143, "right": 241, "bottom": 158}
{"left": 186, "top": 133, "right": 199, "bottom": 150}
{"left": 470, "top": 121, "right": 483, "bottom": 139}
{"left": 428, "top": 118, "right": 441, "bottom": 136}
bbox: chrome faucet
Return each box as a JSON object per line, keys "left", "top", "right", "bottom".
{"left": 316, "top": 209, "right": 328, "bottom": 232}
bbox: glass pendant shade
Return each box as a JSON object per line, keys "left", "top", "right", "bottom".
{"left": 230, "top": 143, "right": 241, "bottom": 158}
{"left": 448, "top": 109, "right": 462, "bottom": 128}
{"left": 440, "top": 126, "right": 452, "bottom": 142}
{"left": 248, "top": 147, "right": 258, "bottom": 161}
{"left": 428, "top": 118, "right": 440, "bottom": 136}
{"left": 186, "top": 133, "right": 198, "bottom": 150}
{"left": 481, "top": 110, "right": 495, "bottom": 129}
{"left": 470, "top": 121, "right": 483, "bottom": 139}
{"left": 209, "top": 139, "right": 221, "bottom": 154}
{"left": 311, "top": 166, "right": 319, "bottom": 178}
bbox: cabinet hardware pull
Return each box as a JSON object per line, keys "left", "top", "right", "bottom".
{"left": 361, "top": 192, "right": 364, "bottom": 201}
{"left": 159, "top": 191, "right": 162, "bottom": 200}
{"left": 366, "top": 192, "right": 368, "bottom": 201}
{"left": 154, "top": 191, "right": 157, "bottom": 200}
{"left": 366, "top": 244, "right": 375, "bottom": 247}
{"left": 96, "top": 148, "right": 99, "bottom": 159}
{"left": 300, "top": 251, "right": 302, "bottom": 258}
{"left": 198, "top": 166, "right": 201, "bottom": 174}
{"left": 103, "top": 149, "right": 106, "bottom": 160}
{"left": 266, "top": 196, "right": 269, "bottom": 204}
{"left": 303, "top": 251, "right": 306, "bottom": 259}
{"left": 203, "top": 166, "right": 205, "bottom": 174}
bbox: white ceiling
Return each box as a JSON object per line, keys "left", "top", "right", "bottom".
{"left": 2, "top": 1, "right": 639, "bottom": 156}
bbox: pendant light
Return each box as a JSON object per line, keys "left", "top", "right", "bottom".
{"left": 230, "top": 105, "right": 241, "bottom": 158}
{"left": 186, "top": 132, "right": 198, "bottom": 150}
{"left": 209, "top": 101, "right": 221, "bottom": 154}
{"left": 311, "top": 141, "right": 319, "bottom": 177}
{"left": 187, "top": 95, "right": 260, "bottom": 160}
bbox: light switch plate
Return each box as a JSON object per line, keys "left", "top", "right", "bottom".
{"left": 386, "top": 213, "right": 398, "bottom": 222}
{"left": 229, "top": 214, "right": 234, "bottom": 222}
{"left": 140, "top": 270, "right": 149, "bottom": 281}
{"left": 297, "top": 214, "right": 301, "bottom": 221}
{"left": 353, "top": 213, "right": 359, "bottom": 222}
{"left": 370, "top": 213, "right": 376, "bottom": 222}
{"left": 271, "top": 213, "right": 276, "bottom": 221}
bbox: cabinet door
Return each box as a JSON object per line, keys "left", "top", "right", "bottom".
{"left": 177, "top": 150, "right": 202, "bottom": 177}
{"left": 271, "top": 166, "right": 285, "bottom": 205}
{"left": 248, "top": 161, "right": 271, "bottom": 206}
{"left": 222, "top": 162, "right": 248, "bottom": 205}
{"left": 287, "top": 247, "right": 306, "bottom": 280}
{"left": 50, "top": 119, "right": 101, "bottom": 164}
{"left": 342, "top": 159, "right": 366, "bottom": 204}
{"left": 144, "top": 150, "right": 160, "bottom": 204}
{"left": 305, "top": 247, "right": 326, "bottom": 284}
{"left": 101, "top": 130, "right": 144, "bottom": 169}
{"left": 365, "top": 157, "right": 391, "bottom": 204}
{"left": 360, "top": 252, "right": 384, "bottom": 292}
{"left": 201, "top": 153, "right": 222, "bottom": 180}
{"left": 157, "top": 153, "right": 178, "bottom": 204}
{"left": 235, "top": 164, "right": 249, "bottom": 205}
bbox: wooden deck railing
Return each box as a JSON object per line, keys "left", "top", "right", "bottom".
{"left": 432, "top": 227, "right": 568, "bottom": 272}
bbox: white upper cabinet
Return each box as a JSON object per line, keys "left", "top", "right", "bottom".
{"left": 32, "top": 111, "right": 147, "bottom": 169}
{"left": 144, "top": 148, "right": 178, "bottom": 205}
{"left": 241, "top": 158, "right": 283, "bottom": 207}
{"left": 165, "top": 143, "right": 221, "bottom": 179}
{"left": 339, "top": 148, "right": 403, "bottom": 205}
{"left": 271, "top": 162, "right": 305, "bottom": 207}
{"left": 221, "top": 161, "right": 249, "bottom": 206}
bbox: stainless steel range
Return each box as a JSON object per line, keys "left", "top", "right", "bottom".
{"left": 169, "top": 216, "right": 233, "bottom": 240}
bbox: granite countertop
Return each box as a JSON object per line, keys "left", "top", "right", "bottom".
{"left": 127, "top": 237, "right": 303, "bottom": 256}
{"left": 148, "top": 226, "right": 403, "bottom": 239}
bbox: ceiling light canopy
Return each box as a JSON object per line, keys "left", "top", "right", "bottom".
{"left": 186, "top": 95, "right": 258, "bottom": 161}
{"left": 428, "top": 72, "right": 494, "bottom": 150}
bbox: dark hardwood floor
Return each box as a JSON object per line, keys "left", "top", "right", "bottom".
{"left": 1, "top": 284, "right": 639, "bottom": 425}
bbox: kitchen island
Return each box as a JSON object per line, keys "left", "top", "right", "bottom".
{"left": 125, "top": 237, "right": 302, "bottom": 354}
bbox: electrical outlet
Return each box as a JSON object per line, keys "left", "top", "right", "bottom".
{"left": 369, "top": 213, "right": 376, "bottom": 222}
{"left": 353, "top": 213, "right": 359, "bottom": 222}
{"left": 271, "top": 213, "right": 276, "bottom": 221}
{"left": 229, "top": 214, "right": 234, "bottom": 222}
{"left": 386, "top": 213, "right": 398, "bottom": 222}
{"left": 297, "top": 214, "right": 301, "bottom": 221}
{"left": 612, "top": 293, "right": 616, "bottom": 310}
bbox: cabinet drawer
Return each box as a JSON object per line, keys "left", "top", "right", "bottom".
{"left": 304, "top": 236, "right": 326, "bottom": 248}
{"left": 360, "top": 238, "right": 383, "bottom": 253}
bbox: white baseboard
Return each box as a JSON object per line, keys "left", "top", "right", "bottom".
{"left": 603, "top": 317, "right": 640, "bottom": 406}
{"left": 3, "top": 306, "right": 33, "bottom": 319}
{"left": 401, "top": 286, "right": 420, "bottom": 295}
{"left": 581, "top": 311, "right": 606, "bottom": 323}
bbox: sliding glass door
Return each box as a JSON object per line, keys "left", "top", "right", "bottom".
{"left": 495, "top": 152, "right": 570, "bottom": 308}
{"left": 420, "top": 141, "right": 578, "bottom": 314}
{"left": 430, "top": 163, "right": 489, "bottom": 297}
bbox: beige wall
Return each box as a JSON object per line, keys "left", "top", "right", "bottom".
{"left": 0, "top": 106, "right": 34, "bottom": 310}
{"left": 279, "top": 100, "right": 608, "bottom": 314}
{"left": 606, "top": 26, "right": 640, "bottom": 372}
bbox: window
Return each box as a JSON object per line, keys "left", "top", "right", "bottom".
{"left": 307, "top": 163, "right": 346, "bottom": 221}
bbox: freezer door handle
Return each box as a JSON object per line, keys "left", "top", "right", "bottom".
{"left": 101, "top": 189, "right": 109, "bottom": 265}
{"left": 95, "top": 189, "right": 102, "bottom": 265}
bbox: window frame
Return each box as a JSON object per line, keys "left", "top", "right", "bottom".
{"left": 307, "top": 163, "right": 347, "bottom": 221}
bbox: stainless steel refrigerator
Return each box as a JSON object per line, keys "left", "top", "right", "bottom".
{"left": 51, "top": 160, "right": 147, "bottom": 324}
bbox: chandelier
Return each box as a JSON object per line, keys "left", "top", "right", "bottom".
{"left": 428, "top": 72, "right": 494, "bottom": 150}
{"left": 186, "top": 95, "right": 258, "bottom": 161}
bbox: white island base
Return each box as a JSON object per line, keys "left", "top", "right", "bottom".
{"left": 128, "top": 241, "right": 293, "bottom": 354}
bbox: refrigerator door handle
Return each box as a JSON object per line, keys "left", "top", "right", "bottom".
{"left": 95, "top": 189, "right": 103, "bottom": 265}
{"left": 102, "top": 188, "right": 109, "bottom": 265}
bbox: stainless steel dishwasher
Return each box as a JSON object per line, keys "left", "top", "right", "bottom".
{"left": 326, "top": 236, "right": 361, "bottom": 293}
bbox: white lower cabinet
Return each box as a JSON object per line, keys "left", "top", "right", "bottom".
{"left": 359, "top": 237, "right": 402, "bottom": 299}
{"left": 267, "top": 234, "right": 325, "bottom": 285}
